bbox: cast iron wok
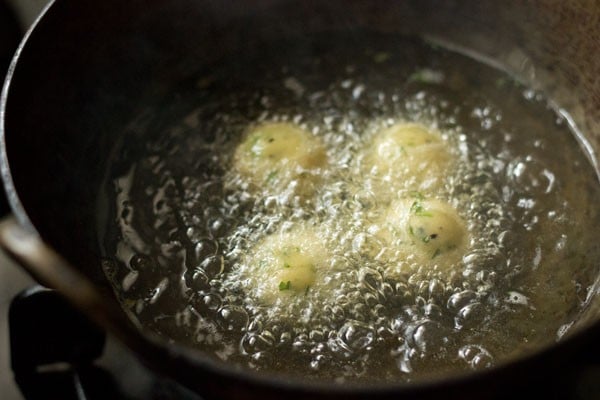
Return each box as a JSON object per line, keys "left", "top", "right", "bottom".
{"left": 1, "top": 0, "right": 599, "bottom": 399}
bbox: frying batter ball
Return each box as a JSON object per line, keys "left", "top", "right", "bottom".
{"left": 238, "top": 225, "right": 329, "bottom": 305}
{"left": 233, "top": 122, "right": 327, "bottom": 194}
{"left": 375, "top": 196, "right": 468, "bottom": 270}
{"left": 363, "top": 123, "right": 452, "bottom": 194}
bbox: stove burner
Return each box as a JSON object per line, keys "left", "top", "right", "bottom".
{"left": 9, "top": 286, "right": 202, "bottom": 400}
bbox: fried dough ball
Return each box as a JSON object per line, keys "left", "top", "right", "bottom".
{"left": 233, "top": 122, "right": 327, "bottom": 194}
{"left": 376, "top": 196, "right": 468, "bottom": 268}
{"left": 363, "top": 123, "right": 452, "bottom": 193}
{"left": 239, "top": 225, "right": 329, "bottom": 305}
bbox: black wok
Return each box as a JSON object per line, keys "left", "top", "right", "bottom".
{"left": 1, "top": 1, "right": 599, "bottom": 399}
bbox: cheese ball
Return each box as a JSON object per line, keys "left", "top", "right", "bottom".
{"left": 376, "top": 196, "right": 468, "bottom": 269}
{"left": 364, "top": 123, "right": 452, "bottom": 194}
{"left": 233, "top": 122, "right": 327, "bottom": 194}
{"left": 238, "top": 225, "right": 329, "bottom": 305}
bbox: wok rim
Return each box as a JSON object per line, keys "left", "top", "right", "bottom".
{"left": 0, "top": 0, "right": 598, "bottom": 396}
{"left": 0, "top": 0, "right": 47, "bottom": 235}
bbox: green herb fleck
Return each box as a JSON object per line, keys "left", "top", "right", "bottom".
{"left": 265, "top": 169, "right": 278, "bottom": 183}
{"left": 431, "top": 248, "right": 442, "bottom": 259}
{"left": 259, "top": 259, "right": 268, "bottom": 268}
{"left": 304, "top": 286, "right": 310, "bottom": 295}
{"left": 409, "top": 224, "right": 431, "bottom": 244}
{"left": 409, "top": 191, "right": 425, "bottom": 200}
{"left": 407, "top": 69, "right": 444, "bottom": 84}
{"left": 247, "top": 134, "right": 262, "bottom": 155}
{"left": 373, "top": 52, "right": 390, "bottom": 63}
{"left": 279, "top": 280, "right": 291, "bottom": 291}
{"left": 283, "top": 262, "right": 291, "bottom": 269}
{"left": 410, "top": 200, "right": 432, "bottom": 217}
{"left": 281, "top": 246, "right": 301, "bottom": 257}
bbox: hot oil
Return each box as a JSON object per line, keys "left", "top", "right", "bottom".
{"left": 100, "top": 34, "right": 600, "bottom": 383}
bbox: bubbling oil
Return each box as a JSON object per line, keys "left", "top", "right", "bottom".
{"left": 101, "top": 34, "right": 600, "bottom": 383}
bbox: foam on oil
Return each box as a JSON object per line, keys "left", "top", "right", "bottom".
{"left": 100, "top": 34, "right": 600, "bottom": 383}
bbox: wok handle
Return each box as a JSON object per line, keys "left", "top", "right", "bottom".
{"left": 0, "top": 216, "right": 108, "bottom": 314}
{"left": 0, "top": 216, "right": 151, "bottom": 353}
